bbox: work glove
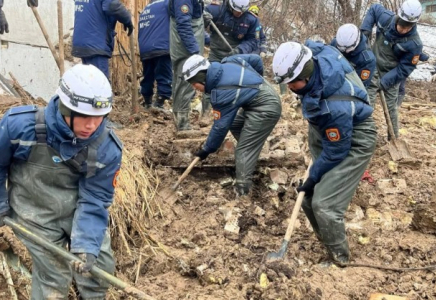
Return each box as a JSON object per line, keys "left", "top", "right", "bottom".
{"left": 260, "top": 52, "right": 266, "bottom": 58}
{"left": 27, "top": 0, "right": 38, "bottom": 7}
{"left": 431, "top": 74, "right": 436, "bottom": 82}
{"left": 0, "top": 9, "right": 9, "bottom": 35}
{"left": 71, "top": 253, "right": 96, "bottom": 273}
{"left": 419, "top": 52, "right": 429, "bottom": 62}
{"left": 203, "top": 11, "right": 213, "bottom": 27}
{"left": 124, "top": 21, "right": 134, "bottom": 36}
{"left": 229, "top": 47, "right": 240, "bottom": 56}
{"left": 194, "top": 149, "right": 209, "bottom": 161}
{"left": 379, "top": 81, "right": 388, "bottom": 92}
{"left": 296, "top": 178, "right": 316, "bottom": 197}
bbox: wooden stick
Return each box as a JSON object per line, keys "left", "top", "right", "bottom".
{"left": 129, "top": 33, "right": 139, "bottom": 114}
{"left": 8, "top": 72, "right": 32, "bottom": 102}
{"left": 57, "top": 0, "right": 65, "bottom": 76}
{"left": 171, "top": 157, "right": 200, "bottom": 191}
{"left": 135, "top": 253, "right": 142, "bottom": 285}
{"left": 0, "top": 252, "right": 19, "bottom": 300}
{"left": 30, "top": 6, "right": 61, "bottom": 71}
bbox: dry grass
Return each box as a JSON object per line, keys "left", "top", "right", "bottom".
{"left": 110, "top": 147, "right": 169, "bottom": 260}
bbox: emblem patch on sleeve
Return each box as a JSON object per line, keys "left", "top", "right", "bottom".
{"left": 113, "top": 170, "right": 120, "bottom": 188}
{"left": 181, "top": 4, "right": 189, "bottom": 13}
{"left": 213, "top": 110, "right": 221, "bottom": 120}
{"left": 360, "top": 69, "right": 370, "bottom": 80}
{"left": 326, "top": 128, "right": 341, "bottom": 142}
{"left": 412, "top": 55, "right": 419, "bottom": 65}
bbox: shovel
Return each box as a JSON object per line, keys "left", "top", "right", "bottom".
{"left": 378, "top": 90, "right": 413, "bottom": 161}
{"left": 57, "top": 0, "right": 65, "bottom": 76}
{"left": 209, "top": 21, "right": 233, "bottom": 52}
{"left": 266, "top": 160, "right": 312, "bottom": 261}
{"left": 4, "top": 217, "right": 156, "bottom": 300}
{"left": 159, "top": 157, "right": 200, "bottom": 204}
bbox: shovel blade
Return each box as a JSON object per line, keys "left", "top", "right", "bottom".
{"left": 388, "top": 139, "right": 413, "bottom": 161}
{"left": 266, "top": 239, "right": 289, "bottom": 261}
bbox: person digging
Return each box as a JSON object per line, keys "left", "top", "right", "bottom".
{"left": 182, "top": 53, "right": 281, "bottom": 197}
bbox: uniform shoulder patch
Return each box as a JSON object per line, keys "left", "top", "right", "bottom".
{"left": 360, "top": 69, "right": 371, "bottom": 80}
{"left": 325, "top": 128, "right": 341, "bottom": 142}
{"left": 213, "top": 110, "right": 221, "bottom": 120}
{"left": 411, "top": 55, "right": 419, "bottom": 65}
{"left": 181, "top": 4, "right": 189, "bottom": 13}
{"left": 362, "top": 50, "right": 371, "bottom": 62}
{"left": 9, "top": 105, "right": 38, "bottom": 116}
{"left": 109, "top": 130, "right": 123, "bottom": 150}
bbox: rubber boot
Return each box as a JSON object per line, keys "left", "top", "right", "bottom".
{"left": 174, "top": 112, "right": 192, "bottom": 131}
{"left": 142, "top": 95, "right": 153, "bottom": 109}
{"left": 325, "top": 239, "right": 350, "bottom": 265}
{"left": 396, "top": 93, "right": 405, "bottom": 108}
{"left": 153, "top": 95, "right": 167, "bottom": 109}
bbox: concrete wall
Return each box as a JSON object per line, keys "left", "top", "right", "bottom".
{"left": 0, "top": 0, "right": 75, "bottom": 101}
{"left": 422, "top": 1, "right": 436, "bottom": 19}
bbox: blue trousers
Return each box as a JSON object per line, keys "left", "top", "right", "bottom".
{"left": 140, "top": 55, "right": 172, "bottom": 99}
{"left": 81, "top": 56, "right": 110, "bottom": 79}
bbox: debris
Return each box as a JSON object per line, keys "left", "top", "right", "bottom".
{"left": 419, "top": 116, "right": 436, "bottom": 129}
{"left": 254, "top": 206, "right": 266, "bottom": 216}
{"left": 361, "top": 170, "right": 375, "bottom": 184}
{"left": 358, "top": 235, "right": 370, "bottom": 245}
{"left": 220, "top": 177, "right": 234, "bottom": 187}
{"left": 388, "top": 161, "right": 398, "bottom": 174}
{"left": 268, "top": 182, "right": 280, "bottom": 191}
{"left": 259, "top": 273, "right": 269, "bottom": 288}
{"left": 284, "top": 138, "right": 301, "bottom": 158}
{"left": 376, "top": 179, "right": 407, "bottom": 194}
{"left": 270, "top": 169, "right": 288, "bottom": 184}
{"left": 369, "top": 293, "right": 408, "bottom": 300}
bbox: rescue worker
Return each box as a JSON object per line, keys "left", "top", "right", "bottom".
{"left": 331, "top": 23, "right": 376, "bottom": 88}
{"left": 201, "top": 0, "right": 259, "bottom": 123}
{"left": 183, "top": 54, "right": 281, "bottom": 196}
{"left": 72, "top": 0, "right": 133, "bottom": 79}
{"left": 0, "top": 64, "right": 122, "bottom": 299}
{"left": 248, "top": 5, "right": 267, "bottom": 58}
{"left": 397, "top": 52, "right": 429, "bottom": 107}
{"left": 204, "top": 0, "right": 259, "bottom": 63}
{"left": 0, "top": 0, "right": 38, "bottom": 34}
{"left": 361, "top": 0, "right": 423, "bottom": 138}
{"left": 272, "top": 41, "right": 377, "bottom": 263}
{"left": 138, "top": 0, "right": 172, "bottom": 109}
{"left": 169, "top": 0, "right": 205, "bottom": 131}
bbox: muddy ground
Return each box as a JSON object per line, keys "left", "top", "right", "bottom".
{"left": 1, "top": 80, "right": 436, "bottom": 300}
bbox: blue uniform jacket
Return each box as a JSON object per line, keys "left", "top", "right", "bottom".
{"left": 202, "top": 54, "right": 264, "bottom": 153}
{"left": 361, "top": 4, "right": 423, "bottom": 89}
{"left": 206, "top": 4, "right": 259, "bottom": 54}
{"left": 72, "top": 0, "right": 132, "bottom": 58}
{"left": 138, "top": 0, "right": 170, "bottom": 60}
{"left": 299, "top": 41, "right": 373, "bottom": 183}
{"left": 169, "top": 0, "right": 203, "bottom": 54}
{"left": 331, "top": 34, "right": 376, "bottom": 87}
{"left": 0, "top": 98, "right": 122, "bottom": 257}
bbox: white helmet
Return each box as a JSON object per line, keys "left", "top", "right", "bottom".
{"left": 182, "top": 55, "right": 210, "bottom": 81}
{"left": 272, "top": 42, "right": 313, "bottom": 84}
{"left": 229, "top": 0, "right": 250, "bottom": 13}
{"left": 336, "top": 23, "right": 361, "bottom": 53}
{"left": 398, "top": 0, "right": 422, "bottom": 23}
{"left": 56, "top": 64, "right": 113, "bottom": 116}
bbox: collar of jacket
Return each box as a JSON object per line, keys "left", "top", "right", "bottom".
{"left": 295, "top": 60, "right": 322, "bottom": 98}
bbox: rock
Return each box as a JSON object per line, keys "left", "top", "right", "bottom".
{"left": 270, "top": 169, "right": 288, "bottom": 184}
{"left": 388, "top": 161, "right": 399, "bottom": 174}
{"left": 220, "top": 177, "right": 234, "bottom": 187}
{"left": 254, "top": 206, "right": 266, "bottom": 216}
{"left": 412, "top": 201, "right": 436, "bottom": 234}
{"left": 377, "top": 179, "right": 407, "bottom": 194}
{"left": 284, "top": 137, "right": 301, "bottom": 159}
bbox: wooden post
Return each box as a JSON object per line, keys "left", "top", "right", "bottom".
{"left": 57, "top": 0, "right": 65, "bottom": 76}
{"left": 130, "top": 0, "right": 139, "bottom": 114}
{"left": 30, "top": 6, "right": 61, "bottom": 71}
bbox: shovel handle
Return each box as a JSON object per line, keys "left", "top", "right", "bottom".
{"left": 378, "top": 90, "right": 397, "bottom": 141}
{"left": 209, "top": 21, "right": 233, "bottom": 52}
{"left": 129, "top": 32, "right": 139, "bottom": 114}
{"left": 172, "top": 157, "right": 200, "bottom": 191}
{"left": 283, "top": 160, "right": 313, "bottom": 242}
{"left": 4, "top": 217, "right": 156, "bottom": 300}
